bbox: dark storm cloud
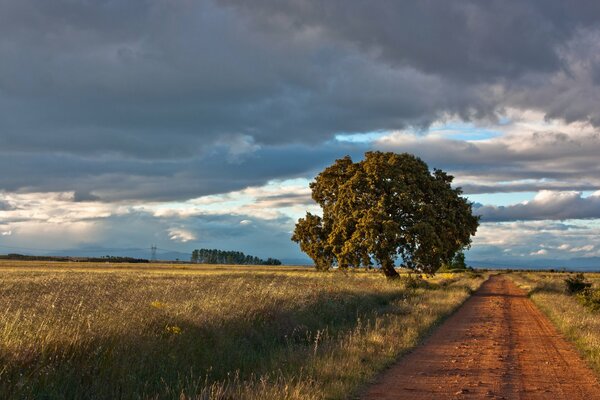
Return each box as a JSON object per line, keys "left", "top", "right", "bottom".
{"left": 222, "top": 0, "right": 594, "bottom": 80}
{"left": 0, "top": 143, "right": 366, "bottom": 201}
{"left": 73, "top": 191, "right": 101, "bottom": 202}
{"left": 1, "top": 0, "right": 600, "bottom": 200}
{"left": 222, "top": 0, "right": 600, "bottom": 124}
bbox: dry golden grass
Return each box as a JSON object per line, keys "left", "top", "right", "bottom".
{"left": 0, "top": 261, "right": 486, "bottom": 399}
{"left": 509, "top": 272, "right": 600, "bottom": 376}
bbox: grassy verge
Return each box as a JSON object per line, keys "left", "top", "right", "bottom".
{"left": 509, "top": 272, "right": 600, "bottom": 376}
{"left": 0, "top": 263, "right": 485, "bottom": 399}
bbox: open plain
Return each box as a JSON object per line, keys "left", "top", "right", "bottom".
{"left": 0, "top": 260, "right": 484, "bottom": 399}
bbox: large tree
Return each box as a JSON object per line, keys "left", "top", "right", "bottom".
{"left": 292, "top": 152, "right": 479, "bottom": 278}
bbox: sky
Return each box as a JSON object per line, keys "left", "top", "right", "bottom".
{"left": 2, "top": 0, "right": 600, "bottom": 266}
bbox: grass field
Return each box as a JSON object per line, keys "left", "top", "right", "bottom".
{"left": 509, "top": 272, "right": 600, "bottom": 375}
{"left": 0, "top": 261, "right": 485, "bottom": 400}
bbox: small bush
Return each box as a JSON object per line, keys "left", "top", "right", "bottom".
{"left": 466, "top": 271, "right": 483, "bottom": 279}
{"left": 402, "top": 274, "right": 429, "bottom": 289}
{"left": 577, "top": 288, "right": 600, "bottom": 312}
{"left": 564, "top": 273, "right": 592, "bottom": 294}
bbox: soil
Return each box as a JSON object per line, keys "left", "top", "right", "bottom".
{"left": 361, "top": 275, "right": 600, "bottom": 399}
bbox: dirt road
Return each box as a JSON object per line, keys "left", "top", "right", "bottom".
{"left": 362, "top": 275, "right": 600, "bottom": 399}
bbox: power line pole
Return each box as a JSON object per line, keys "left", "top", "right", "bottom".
{"left": 150, "top": 245, "right": 157, "bottom": 262}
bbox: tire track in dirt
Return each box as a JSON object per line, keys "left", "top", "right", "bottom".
{"left": 361, "top": 275, "right": 600, "bottom": 399}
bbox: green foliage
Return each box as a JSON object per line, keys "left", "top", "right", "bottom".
{"left": 437, "top": 251, "right": 468, "bottom": 272}
{"left": 191, "top": 248, "right": 281, "bottom": 265}
{"left": 292, "top": 152, "right": 479, "bottom": 277}
{"left": 564, "top": 273, "right": 592, "bottom": 294}
{"left": 577, "top": 288, "right": 600, "bottom": 312}
{"left": 450, "top": 251, "right": 467, "bottom": 270}
{"left": 291, "top": 214, "right": 334, "bottom": 271}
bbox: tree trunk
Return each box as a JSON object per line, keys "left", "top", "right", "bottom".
{"left": 381, "top": 258, "right": 400, "bottom": 279}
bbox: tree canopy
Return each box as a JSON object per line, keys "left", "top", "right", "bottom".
{"left": 191, "top": 249, "right": 281, "bottom": 265}
{"left": 292, "top": 152, "right": 479, "bottom": 277}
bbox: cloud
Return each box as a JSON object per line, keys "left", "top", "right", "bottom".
{"left": 251, "top": 190, "right": 314, "bottom": 209}
{"left": 569, "top": 245, "right": 595, "bottom": 252}
{"left": 0, "top": 189, "right": 305, "bottom": 259}
{"left": 470, "top": 220, "right": 600, "bottom": 260}
{"left": 1, "top": 0, "right": 599, "bottom": 162}
{"left": 375, "top": 121, "right": 600, "bottom": 194}
{"left": 2, "top": 0, "right": 481, "bottom": 162}
{"left": 3, "top": 185, "right": 600, "bottom": 265}
{"left": 5, "top": 117, "right": 599, "bottom": 203}
{"left": 224, "top": 1, "right": 566, "bottom": 78}
{"left": 2, "top": 1, "right": 600, "bottom": 266}
{"left": 0, "top": 143, "right": 362, "bottom": 201}
{"left": 150, "top": 178, "right": 317, "bottom": 221}
{"left": 530, "top": 249, "right": 548, "bottom": 256}
{"left": 167, "top": 228, "right": 196, "bottom": 243}
{"left": 73, "top": 191, "right": 101, "bottom": 202}
{"left": 224, "top": 0, "right": 600, "bottom": 126}
{"left": 216, "top": 134, "right": 262, "bottom": 163}
{"left": 1, "top": 1, "right": 600, "bottom": 205}
{"left": 475, "top": 191, "right": 600, "bottom": 221}
{"left": 0, "top": 199, "right": 14, "bottom": 211}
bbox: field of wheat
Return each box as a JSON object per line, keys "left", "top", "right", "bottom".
{"left": 0, "top": 261, "right": 485, "bottom": 399}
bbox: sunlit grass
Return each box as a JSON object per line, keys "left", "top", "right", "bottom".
{"left": 0, "top": 261, "right": 485, "bottom": 399}
{"left": 509, "top": 272, "right": 600, "bottom": 376}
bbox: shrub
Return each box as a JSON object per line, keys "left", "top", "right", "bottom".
{"left": 577, "top": 288, "right": 600, "bottom": 312}
{"left": 564, "top": 273, "right": 592, "bottom": 294}
{"left": 402, "top": 274, "right": 429, "bottom": 289}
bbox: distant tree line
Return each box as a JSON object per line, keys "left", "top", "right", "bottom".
{"left": 190, "top": 249, "right": 282, "bottom": 265}
{"left": 0, "top": 254, "right": 149, "bottom": 263}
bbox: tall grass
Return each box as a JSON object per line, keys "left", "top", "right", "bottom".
{"left": 509, "top": 272, "right": 600, "bottom": 376}
{"left": 0, "top": 263, "right": 485, "bottom": 399}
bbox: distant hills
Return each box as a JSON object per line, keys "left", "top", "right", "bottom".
{"left": 2, "top": 245, "right": 599, "bottom": 270}
{"left": 46, "top": 246, "right": 182, "bottom": 261}
{"left": 470, "top": 257, "right": 600, "bottom": 271}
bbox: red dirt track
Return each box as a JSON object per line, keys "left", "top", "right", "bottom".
{"left": 362, "top": 275, "right": 600, "bottom": 399}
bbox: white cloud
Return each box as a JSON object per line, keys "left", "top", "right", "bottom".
{"left": 0, "top": 191, "right": 129, "bottom": 249}
{"left": 569, "top": 245, "right": 594, "bottom": 252}
{"left": 474, "top": 190, "right": 600, "bottom": 221}
{"left": 530, "top": 249, "right": 548, "bottom": 256}
{"left": 471, "top": 219, "right": 600, "bottom": 260}
{"left": 167, "top": 228, "right": 196, "bottom": 243}
{"left": 149, "top": 179, "right": 316, "bottom": 221}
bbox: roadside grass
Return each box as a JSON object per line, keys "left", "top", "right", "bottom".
{"left": 509, "top": 272, "right": 600, "bottom": 376}
{"left": 0, "top": 262, "right": 485, "bottom": 399}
